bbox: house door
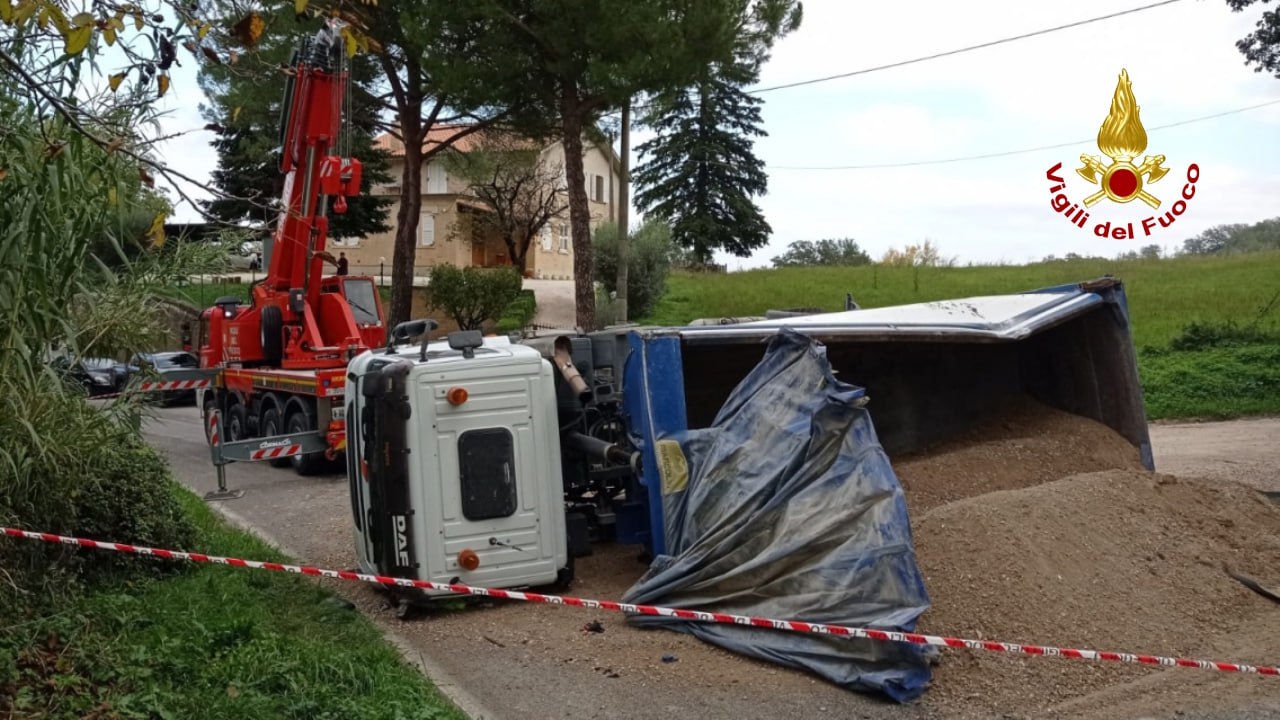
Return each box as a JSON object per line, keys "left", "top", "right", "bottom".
{"left": 471, "top": 243, "right": 485, "bottom": 267}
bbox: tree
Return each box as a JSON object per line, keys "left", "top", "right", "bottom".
{"left": 426, "top": 264, "right": 523, "bottom": 331}
{"left": 411, "top": 0, "right": 752, "bottom": 331}
{"left": 1226, "top": 0, "right": 1280, "bottom": 77}
{"left": 192, "top": 2, "right": 508, "bottom": 327}
{"left": 634, "top": 0, "right": 801, "bottom": 265}
{"left": 593, "top": 219, "right": 676, "bottom": 320}
{"left": 1139, "top": 244, "right": 1163, "bottom": 260}
{"left": 879, "top": 240, "right": 955, "bottom": 267}
{"left": 444, "top": 133, "right": 568, "bottom": 275}
{"left": 1183, "top": 224, "right": 1244, "bottom": 255}
{"left": 1180, "top": 218, "right": 1280, "bottom": 255}
{"left": 197, "top": 8, "right": 393, "bottom": 240}
{"left": 771, "top": 238, "right": 872, "bottom": 267}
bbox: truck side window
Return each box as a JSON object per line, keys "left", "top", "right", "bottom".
{"left": 457, "top": 428, "right": 517, "bottom": 520}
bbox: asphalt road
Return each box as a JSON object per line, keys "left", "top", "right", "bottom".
{"left": 143, "top": 406, "right": 1280, "bottom": 720}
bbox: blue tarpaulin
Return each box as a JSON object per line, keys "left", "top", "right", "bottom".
{"left": 620, "top": 329, "right": 935, "bottom": 702}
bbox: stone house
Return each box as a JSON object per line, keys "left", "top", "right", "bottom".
{"left": 331, "top": 126, "right": 622, "bottom": 281}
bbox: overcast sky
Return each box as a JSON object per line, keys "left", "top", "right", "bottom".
{"left": 157, "top": 0, "right": 1280, "bottom": 269}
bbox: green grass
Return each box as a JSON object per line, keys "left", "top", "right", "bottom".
{"left": 1140, "top": 342, "right": 1280, "bottom": 419}
{"left": 0, "top": 487, "right": 465, "bottom": 720}
{"left": 644, "top": 251, "right": 1280, "bottom": 350}
{"left": 644, "top": 252, "right": 1280, "bottom": 421}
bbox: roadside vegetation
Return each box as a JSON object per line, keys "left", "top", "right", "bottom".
{"left": 643, "top": 250, "right": 1280, "bottom": 420}
{"left": 1, "top": 15, "right": 459, "bottom": 717}
{"left": 2, "top": 490, "right": 463, "bottom": 720}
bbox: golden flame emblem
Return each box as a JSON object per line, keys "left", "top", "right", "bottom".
{"left": 1076, "top": 69, "right": 1169, "bottom": 209}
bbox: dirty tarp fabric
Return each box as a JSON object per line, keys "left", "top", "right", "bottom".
{"left": 621, "top": 328, "right": 934, "bottom": 702}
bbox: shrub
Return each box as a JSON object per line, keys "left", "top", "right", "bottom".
{"left": 593, "top": 219, "right": 674, "bottom": 321}
{"left": 0, "top": 98, "right": 210, "bottom": 617}
{"left": 495, "top": 289, "right": 537, "bottom": 333}
{"left": 1, "top": 380, "right": 197, "bottom": 614}
{"left": 1169, "top": 320, "right": 1274, "bottom": 351}
{"left": 426, "top": 264, "right": 523, "bottom": 331}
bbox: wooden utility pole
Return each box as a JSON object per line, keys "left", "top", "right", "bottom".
{"left": 616, "top": 98, "right": 631, "bottom": 323}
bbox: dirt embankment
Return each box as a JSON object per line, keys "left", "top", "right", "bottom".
{"left": 893, "top": 399, "right": 1280, "bottom": 718}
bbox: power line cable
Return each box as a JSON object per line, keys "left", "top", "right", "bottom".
{"left": 601, "top": 0, "right": 1184, "bottom": 119}
{"left": 766, "top": 98, "right": 1280, "bottom": 170}
{"left": 749, "top": 0, "right": 1184, "bottom": 94}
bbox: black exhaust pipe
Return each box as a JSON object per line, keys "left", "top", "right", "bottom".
{"left": 566, "top": 432, "right": 640, "bottom": 472}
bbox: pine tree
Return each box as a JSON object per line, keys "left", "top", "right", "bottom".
{"left": 632, "top": 1, "right": 800, "bottom": 265}
{"left": 633, "top": 60, "right": 769, "bottom": 264}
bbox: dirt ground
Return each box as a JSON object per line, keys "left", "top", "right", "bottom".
{"left": 146, "top": 405, "right": 1280, "bottom": 720}
{"left": 1149, "top": 417, "right": 1280, "bottom": 492}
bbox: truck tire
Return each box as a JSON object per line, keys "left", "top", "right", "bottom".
{"left": 260, "top": 305, "right": 283, "bottom": 366}
{"left": 259, "top": 406, "right": 291, "bottom": 468}
{"left": 225, "top": 402, "right": 248, "bottom": 443}
{"left": 284, "top": 401, "right": 325, "bottom": 476}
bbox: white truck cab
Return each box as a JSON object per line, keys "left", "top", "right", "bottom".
{"left": 345, "top": 328, "right": 571, "bottom": 613}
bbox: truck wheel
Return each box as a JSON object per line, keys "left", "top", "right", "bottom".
{"left": 259, "top": 406, "right": 291, "bottom": 468}
{"left": 226, "top": 403, "right": 248, "bottom": 443}
{"left": 260, "top": 305, "right": 283, "bottom": 366}
{"left": 285, "top": 404, "right": 325, "bottom": 476}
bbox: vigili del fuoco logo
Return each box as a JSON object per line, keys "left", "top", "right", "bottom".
{"left": 1046, "top": 69, "right": 1199, "bottom": 240}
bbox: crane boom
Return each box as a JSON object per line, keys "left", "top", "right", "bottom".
{"left": 194, "top": 20, "right": 387, "bottom": 476}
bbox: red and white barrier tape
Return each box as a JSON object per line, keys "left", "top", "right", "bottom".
{"left": 91, "top": 379, "right": 211, "bottom": 401}
{"left": 4, "top": 525, "right": 1277, "bottom": 678}
{"left": 144, "top": 379, "right": 209, "bottom": 391}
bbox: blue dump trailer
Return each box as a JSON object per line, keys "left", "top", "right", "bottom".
{"left": 591, "top": 277, "right": 1151, "bottom": 701}
{"left": 616, "top": 276, "right": 1152, "bottom": 556}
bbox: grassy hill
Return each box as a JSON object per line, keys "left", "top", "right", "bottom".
{"left": 644, "top": 251, "right": 1280, "bottom": 420}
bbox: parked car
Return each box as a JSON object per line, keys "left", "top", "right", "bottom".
{"left": 228, "top": 240, "right": 263, "bottom": 271}
{"left": 49, "top": 356, "right": 129, "bottom": 396}
{"left": 128, "top": 351, "right": 201, "bottom": 405}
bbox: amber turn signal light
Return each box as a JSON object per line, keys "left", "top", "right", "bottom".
{"left": 458, "top": 548, "right": 480, "bottom": 571}
{"left": 447, "top": 387, "right": 468, "bottom": 406}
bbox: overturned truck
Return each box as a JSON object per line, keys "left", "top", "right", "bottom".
{"left": 341, "top": 276, "right": 1153, "bottom": 701}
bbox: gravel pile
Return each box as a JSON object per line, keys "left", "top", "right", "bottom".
{"left": 899, "top": 401, "right": 1280, "bottom": 718}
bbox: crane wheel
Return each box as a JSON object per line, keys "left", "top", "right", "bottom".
{"left": 260, "top": 305, "right": 283, "bottom": 366}
{"left": 259, "top": 405, "right": 291, "bottom": 468}
{"left": 225, "top": 403, "right": 248, "bottom": 443}
{"left": 284, "top": 400, "right": 325, "bottom": 476}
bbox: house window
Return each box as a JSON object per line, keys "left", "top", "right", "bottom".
{"left": 540, "top": 226, "right": 552, "bottom": 252}
{"left": 419, "top": 213, "right": 435, "bottom": 247}
{"left": 425, "top": 162, "right": 447, "bottom": 194}
{"left": 558, "top": 223, "right": 569, "bottom": 253}
{"left": 592, "top": 174, "right": 605, "bottom": 203}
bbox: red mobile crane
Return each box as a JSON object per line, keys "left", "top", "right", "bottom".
{"left": 197, "top": 19, "right": 385, "bottom": 475}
